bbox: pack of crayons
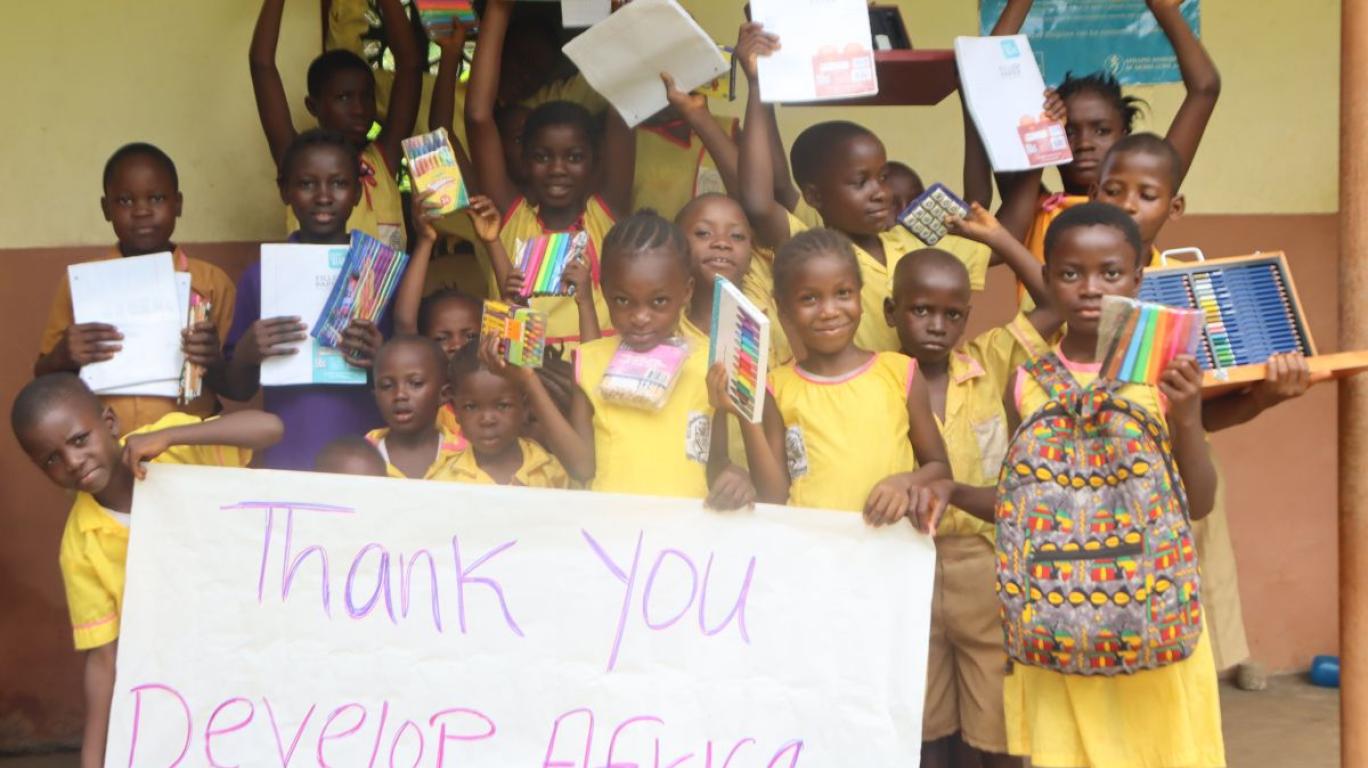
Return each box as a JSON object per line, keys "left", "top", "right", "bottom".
{"left": 413, "top": 0, "right": 477, "bottom": 36}
{"left": 177, "top": 295, "right": 211, "bottom": 404}
{"left": 1096, "top": 296, "right": 1203, "bottom": 385}
{"left": 481, "top": 300, "right": 548, "bottom": 368}
{"left": 707, "top": 276, "right": 769, "bottom": 423}
{"left": 401, "top": 128, "right": 470, "bottom": 215}
{"left": 514, "top": 231, "right": 592, "bottom": 298}
{"left": 896, "top": 183, "right": 969, "bottom": 246}
{"left": 313, "top": 231, "right": 410, "bottom": 349}
{"left": 600, "top": 338, "right": 690, "bottom": 411}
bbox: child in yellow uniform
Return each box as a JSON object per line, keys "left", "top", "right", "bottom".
{"left": 515, "top": 212, "right": 782, "bottom": 509}
{"left": 756, "top": 229, "right": 951, "bottom": 523}
{"left": 466, "top": 0, "right": 635, "bottom": 348}
{"left": 1000, "top": 203, "right": 1223, "bottom": 768}
{"left": 365, "top": 336, "right": 467, "bottom": 480}
{"left": 11, "top": 374, "right": 282, "bottom": 768}
{"left": 250, "top": 0, "right": 422, "bottom": 249}
{"left": 736, "top": 28, "right": 990, "bottom": 353}
{"left": 35, "top": 144, "right": 237, "bottom": 436}
{"left": 885, "top": 205, "right": 1060, "bottom": 768}
{"left": 445, "top": 342, "right": 571, "bottom": 488}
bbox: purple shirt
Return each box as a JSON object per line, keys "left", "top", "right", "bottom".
{"left": 226, "top": 260, "right": 386, "bottom": 471}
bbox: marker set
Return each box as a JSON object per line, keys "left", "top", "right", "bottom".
{"left": 401, "top": 128, "right": 470, "bottom": 215}
{"left": 1096, "top": 296, "right": 1203, "bottom": 385}
{"left": 514, "top": 231, "right": 593, "bottom": 298}
{"left": 413, "top": 0, "right": 477, "bottom": 37}
{"left": 481, "top": 300, "right": 548, "bottom": 368}
{"left": 896, "top": 183, "right": 969, "bottom": 246}
{"left": 313, "top": 231, "right": 410, "bottom": 349}
{"left": 1136, "top": 253, "right": 1314, "bottom": 372}
{"left": 707, "top": 276, "right": 770, "bottom": 423}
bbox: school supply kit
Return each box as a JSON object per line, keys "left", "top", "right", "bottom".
{"left": 1096, "top": 296, "right": 1204, "bottom": 385}
{"left": 513, "top": 231, "right": 592, "bottom": 298}
{"left": 956, "top": 34, "right": 1072, "bottom": 172}
{"left": 707, "top": 276, "right": 770, "bottom": 423}
{"left": 896, "top": 183, "right": 969, "bottom": 246}
{"left": 481, "top": 300, "right": 548, "bottom": 368}
{"left": 401, "top": 128, "right": 470, "bottom": 215}
{"left": 313, "top": 231, "right": 410, "bottom": 349}
{"left": 413, "top": 0, "right": 477, "bottom": 36}
{"left": 600, "top": 338, "right": 690, "bottom": 411}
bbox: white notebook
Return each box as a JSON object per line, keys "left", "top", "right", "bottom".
{"left": 955, "top": 35, "right": 1073, "bottom": 172}
{"left": 258, "top": 244, "right": 366, "bottom": 387}
{"left": 750, "top": 0, "right": 878, "bottom": 103}
{"left": 68, "top": 252, "right": 182, "bottom": 392}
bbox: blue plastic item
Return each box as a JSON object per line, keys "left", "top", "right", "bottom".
{"left": 1310, "top": 655, "right": 1340, "bottom": 688}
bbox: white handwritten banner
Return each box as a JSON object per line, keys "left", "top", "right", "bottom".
{"left": 106, "top": 464, "right": 934, "bottom": 766}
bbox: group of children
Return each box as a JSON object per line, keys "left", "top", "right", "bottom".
{"left": 13, "top": 1, "right": 1319, "bottom": 766}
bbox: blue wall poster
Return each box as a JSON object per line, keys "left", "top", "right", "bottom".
{"left": 978, "top": 0, "right": 1201, "bottom": 86}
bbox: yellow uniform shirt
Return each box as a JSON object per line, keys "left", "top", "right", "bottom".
{"left": 632, "top": 116, "right": 738, "bottom": 219}
{"left": 936, "top": 314, "right": 1054, "bottom": 539}
{"left": 365, "top": 424, "right": 468, "bottom": 480}
{"left": 444, "top": 438, "right": 571, "bottom": 488}
{"left": 498, "top": 195, "right": 615, "bottom": 347}
{"left": 287, "top": 142, "right": 406, "bottom": 250}
{"left": 1005, "top": 346, "right": 1224, "bottom": 768}
{"left": 39, "top": 248, "right": 236, "bottom": 437}
{"left": 784, "top": 211, "right": 989, "bottom": 352}
{"left": 58, "top": 413, "right": 252, "bottom": 650}
{"left": 771, "top": 351, "right": 919, "bottom": 512}
{"left": 575, "top": 336, "right": 714, "bottom": 498}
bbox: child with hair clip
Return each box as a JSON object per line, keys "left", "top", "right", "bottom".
{"left": 365, "top": 335, "right": 467, "bottom": 480}
{"left": 249, "top": 0, "right": 422, "bottom": 249}
{"left": 992, "top": 202, "right": 1223, "bottom": 768}
{"left": 219, "top": 130, "right": 387, "bottom": 470}
{"left": 758, "top": 229, "right": 954, "bottom": 525}
{"left": 996, "top": 0, "right": 1221, "bottom": 274}
{"left": 510, "top": 211, "right": 781, "bottom": 510}
{"left": 465, "top": 0, "right": 636, "bottom": 349}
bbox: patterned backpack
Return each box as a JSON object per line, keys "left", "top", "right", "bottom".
{"left": 995, "top": 353, "right": 1202, "bottom": 675}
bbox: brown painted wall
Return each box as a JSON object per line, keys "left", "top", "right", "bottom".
{"left": 0, "top": 215, "right": 1342, "bottom": 748}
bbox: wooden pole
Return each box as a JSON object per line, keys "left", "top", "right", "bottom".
{"left": 1341, "top": 3, "right": 1368, "bottom": 766}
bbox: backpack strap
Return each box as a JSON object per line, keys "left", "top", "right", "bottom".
{"left": 1023, "top": 352, "right": 1080, "bottom": 402}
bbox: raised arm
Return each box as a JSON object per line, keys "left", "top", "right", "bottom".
{"left": 948, "top": 202, "right": 1051, "bottom": 311}
{"left": 964, "top": 0, "right": 1036, "bottom": 210}
{"left": 737, "top": 26, "right": 793, "bottom": 249}
{"left": 599, "top": 109, "right": 637, "bottom": 218}
{"left": 395, "top": 191, "right": 442, "bottom": 336}
{"left": 1151, "top": 0, "right": 1220, "bottom": 184}
{"left": 248, "top": 0, "right": 298, "bottom": 168}
{"left": 662, "top": 74, "right": 740, "bottom": 198}
{"left": 464, "top": 0, "right": 521, "bottom": 212}
{"left": 373, "top": 0, "right": 424, "bottom": 170}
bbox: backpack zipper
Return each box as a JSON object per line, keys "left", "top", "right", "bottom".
{"left": 1029, "top": 543, "right": 1143, "bottom": 563}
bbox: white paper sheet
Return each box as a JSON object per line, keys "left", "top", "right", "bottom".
{"left": 258, "top": 244, "right": 366, "bottom": 387}
{"left": 955, "top": 35, "right": 1074, "bottom": 172}
{"left": 98, "top": 274, "right": 193, "bottom": 398}
{"left": 561, "top": 0, "right": 610, "bottom": 27}
{"left": 751, "top": 0, "right": 878, "bottom": 103}
{"left": 562, "top": 0, "right": 728, "bottom": 127}
{"left": 107, "top": 465, "right": 935, "bottom": 766}
{"left": 69, "top": 252, "right": 182, "bottom": 392}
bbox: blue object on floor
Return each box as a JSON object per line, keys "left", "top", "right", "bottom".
{"left": 1310, "top": 655, "right": 1340, "bottom": 688}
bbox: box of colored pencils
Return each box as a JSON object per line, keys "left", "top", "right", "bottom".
{"left": 313, "top": 231, "right": 410, "bottom": 349}
{"left": 1096, "top": 296, "right": 1203, "bottom": 385}
{"left": 178, "top": 296, "right": 210, "bottom": 404}
{"left": 514, "top": 231, "right": 592, "bottom": 298}
{"left": 414, "top": 0, "right": 477, "bottom": 36}
{"left": 481, "top": 300, "right": 547, "bottom": 368}
{"left": 896, "top": 183, "right": 969, "bottom": 246}
{"left": 707, "top": 276, "right": 770, "bottom": 423}
{"left": 401, "top": 128, "right": 470, "bottom": 215}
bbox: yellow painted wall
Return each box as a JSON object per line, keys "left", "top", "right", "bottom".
{"left": 1, "top": 0, "right": 1339, "bottom": 250}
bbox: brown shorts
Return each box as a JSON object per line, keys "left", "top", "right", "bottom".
{"left": 922, "top": 535, "right": 1009, "bottom": 753}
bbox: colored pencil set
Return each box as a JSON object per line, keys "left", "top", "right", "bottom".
{"left": 514, "top": 231, "right": 592, "bottom": 298}
{"left": 1096, "top": 296, "right": 1204, "bottom": 385}
{"left": 178, "top": 295, "right": 210, "bottom": 404}
{"left": 707, "top": 276, "right": 770, "bottom": 423}
{"left": 481, "top": 300, "right": 548, "bottom": 368}
{"left": 313, "top": 231, "right": 410, "bottom": 349}
{"left": 413, "top": 0, "right": 477, "bottom": 37}
{"left": 401, "top": 128, "right": 470, "bottom": 215}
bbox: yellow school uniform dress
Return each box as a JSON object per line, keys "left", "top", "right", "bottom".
{"left": 1020, "top": 192, "right": 1160, "bottom": 307}
{"left": 364, "top": 424, "right": 467, "bottom": 480}
{"left": 784, "top": 211, "right": 990, "bottom": 352}
{"left": 58, "top": 413, "right": 252, "bottom": 650}
{"left": 575, "top": 336, "right": 714, "bottom": 498}
{"left": 444, "top": 438, "right": 571, "bottom": 488}
{"left": 1006, "top": 346, "right": 1225, "bottom": 768}
{"left": 287, "top": 142, "right": 406, "bottom": 251}
{"left": 40, "top": 248, "right": 236, "bottom": 437}
{"left": 632, "top": 117, "right": 738, "bottom": 219}
{"left": 738, "top": 246, "right": 797, "bottom": 365}
{"left": 499, "top": 195, "right": 615, "bottom": 348}
{"left": 923, "top": 314, "right": 1052, "bottom": 751}
{"left": 771, "top": 352, "right": 919, "bottom": 512}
